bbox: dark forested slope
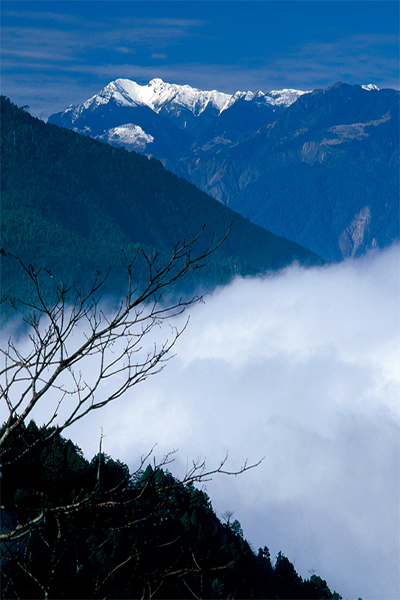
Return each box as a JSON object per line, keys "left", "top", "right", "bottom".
{"left": 1, "top": 420, "right": 342, "bottom": 599}
{"left": 1, "top": 97, "right": 321, "bottom": 313}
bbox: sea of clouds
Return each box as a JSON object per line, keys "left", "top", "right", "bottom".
{"left": 7, "top": 244, "right": 399, "bottom": 600}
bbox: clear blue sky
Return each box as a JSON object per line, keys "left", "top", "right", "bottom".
{"left": 1, "top": 1, "right": 399, "bottom": 118}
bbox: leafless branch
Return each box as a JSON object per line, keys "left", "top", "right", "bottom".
{"left": 0, "top": 226, "right": 266, "bottom": 598}
{"left": 1, "top": 227, "right": 230, "bottom": 457}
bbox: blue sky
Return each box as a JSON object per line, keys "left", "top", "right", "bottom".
{"left": 2, "top": 4, "right": 399, "bottom": 598}
{"left": 1, "top": 1, "right": 399, "bottom": 119}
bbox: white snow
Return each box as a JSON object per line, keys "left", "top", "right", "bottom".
{"left": 244, "top": 91, "right": 256, "bottom": 102}
{"left": 266, "top": 88, "right": 310, "bottom": 106}
{"left": 219, "top": 87, "right": 308, "bottom": 114}
{"left": 65, "top": 78, "right": 310, "bottom": 123}
{"left": 112, "top": 78, "right": 232, "bottom": 116}
{"left": 220, "top": 91, "right": 247, "bottom": 112}
{"left": 97, "top": 123, "right": 154, "bottom": 151}
{"left": 362, "top": 84, "right": 379, "bottom": 91}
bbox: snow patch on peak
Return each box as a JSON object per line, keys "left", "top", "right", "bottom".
{"left": 97, "top": 123, "right": 154, "bottom": 151}
{"left": 69, "top": 80, "right": 144, "bottom": 120}
{"left": 266, "top": 89, "right": 310, "bottom": 106}
{"left": 362, "top": 84, "right": 379, "bottom": 91}
{"left": 112, "top": 79, "right": 154, "bottom": 106}
{"left": 57, "top": 78, "right": 310, "bottom": 124}
{"left": 220, "top": 91, "right": 246, "bottom": 112}
{"left": 219, "top": 87, "right": 309, "bottom": 113}
{"left": 244, "top": 91, "right": 256, "bottom": 102}
{"left": 149, "top": 78, "right": 165, "bottom": 86}
{"left": 111, "top": 78, "right": 231, "bottom": 116}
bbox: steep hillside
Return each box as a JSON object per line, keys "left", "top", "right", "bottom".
{"left": 49, "top": 80, "right": 399, "bottom": 261}
{"left": 210, "top": 83, "right": 400, "bottom": 260}
{"left": 2, "top": 420, "right": 343, "bottom": 600}
{"left": 1, "top": 97, "right": 321, "bottom": 316}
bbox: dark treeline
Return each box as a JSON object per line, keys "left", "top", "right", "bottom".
{"left": 2, "top": 420, "right": 342, "bottom": 599}
{"left": 0, "top": 96, "right": 322, "bottom": 323}
{"left": 1, "top": 96, "right": 343, "bottom": 599}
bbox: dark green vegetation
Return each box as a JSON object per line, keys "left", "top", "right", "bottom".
{"left": 1, "top": 420, "right": 342, "bottom": 599}
{"left": 1, "top": 96, "right": 348, "bottom": 599}
{"left": 1, "top": 96, "right": 321, "bottom": 322}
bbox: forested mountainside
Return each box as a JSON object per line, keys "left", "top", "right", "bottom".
{"left": 1, "top": 96, "right": 321, "bottom": 319}
{"left": 1, "top": 419, "right": 342, "bottom": 599}
{"left": 50, "top": 80, "right": 399, "bottom": 261}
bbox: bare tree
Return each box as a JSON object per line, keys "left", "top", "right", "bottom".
{"left": 1, "top": 228, "right": 225, "bottom": 454}
{"left": 1, "top": 437, "right": 257, "bottom": 599}
{"left": 1, "top": 228, "right": 262, "bottom": 591}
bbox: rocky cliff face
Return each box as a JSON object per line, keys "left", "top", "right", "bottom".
{"left": 49, "top": 81, "right": 399, "bottom": 261}
{"left": 178, "top": 84, "right": 399, "bottom": 260}
{"left": 338, "top": 206, "right": 374, "bottom": 258}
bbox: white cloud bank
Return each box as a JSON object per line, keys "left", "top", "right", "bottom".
{"left": 21, "top": 244, "right": 400, "bottom": 600}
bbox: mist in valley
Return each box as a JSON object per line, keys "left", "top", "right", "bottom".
{"left": 6, "top": 243, "right": 399, "bottom": 600}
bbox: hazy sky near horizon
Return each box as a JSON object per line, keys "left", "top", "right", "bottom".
{"left": 1, "top": 1, "right": 399, "bottom": 119}
{"left": 15, "top": 243, "right": 399, "bottom": 600}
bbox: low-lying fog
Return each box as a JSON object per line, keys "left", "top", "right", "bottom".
{"left": 7, "top": 244, "right": 400, "bottom": 600}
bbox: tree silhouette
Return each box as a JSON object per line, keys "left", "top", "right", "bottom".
{"left": 1, "top": 228, "right": 226, "bottom": 452}
{"left": 1, "top": 237, "right": 343, "bottom": 599}
{"left": 0, "top": 232, "right": 267, "bottom": 597}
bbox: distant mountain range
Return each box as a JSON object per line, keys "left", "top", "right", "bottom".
{"left": 49, "top": 79, "right": 399, "bottom": 261}
{"left": 49, "top": 78, "right": 307, "bottom": 157}
{"left": 1, "top": 96, "right": 321, "bottom": 320}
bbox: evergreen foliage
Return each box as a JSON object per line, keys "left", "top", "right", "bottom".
{"left": 1, "top": 420, "right": 342, "bottom": 599}
{"left": 0, "top": 96, "right": 322, "bottom": 322}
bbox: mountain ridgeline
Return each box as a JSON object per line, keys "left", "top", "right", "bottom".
{"left": 1, "top": 96, "right": 321, "bottom": 314}
{"left": 49, "top": 79, "right": 400, "bottom": 261}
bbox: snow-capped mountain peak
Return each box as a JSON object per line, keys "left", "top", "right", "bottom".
{"left": 63, "top": 78, "right": 309, "bottom": 124}
{"left": 266, "top": 88, "right": 310, "bottom": 105}
{"left": 62, "top": 80, "right": 142, "bottom": 122}
{"left": 49, "top": 77, "right": 313, "bottom": 159}
{"left": 104, "top": 78, "right": 232, "bottom": 117}
{"left": 219, "top": 87, "right": 308, "bottom": 113}
{"left": 362, "top": 84, "right": 379, "bottom": 91}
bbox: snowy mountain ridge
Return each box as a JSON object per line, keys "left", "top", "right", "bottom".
{"left": 48, "top": 80, "right": 397, "bottom": 263}
{"left": 63, "top": 78, "right": 310, "bottom": 122}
